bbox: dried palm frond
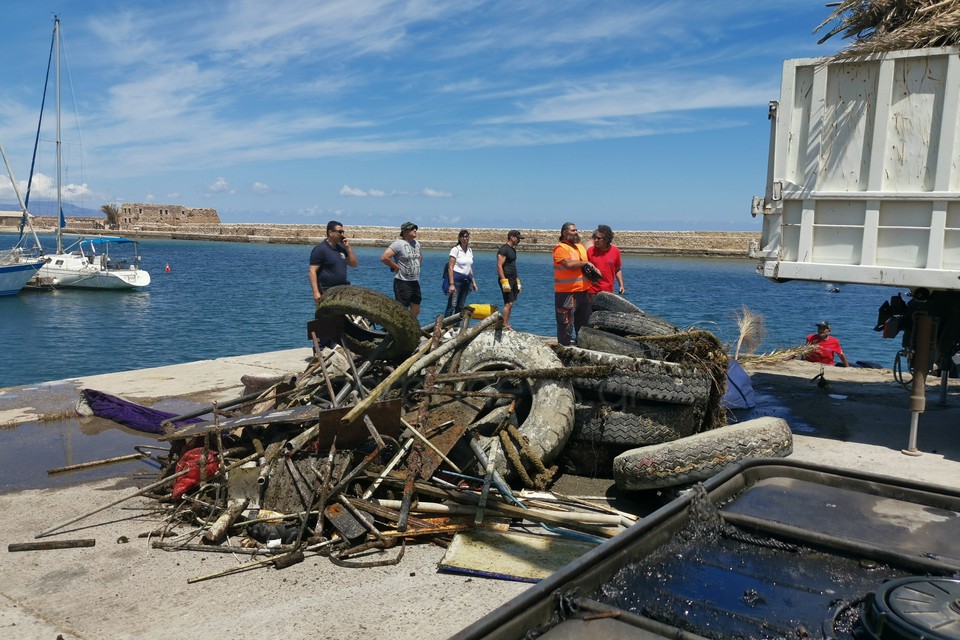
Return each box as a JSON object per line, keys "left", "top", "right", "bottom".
{"left": 739, "top": 344, "right": 816, "bottom": 365}
{"left": 816, "top": 0, "right": 960, "bottom": 59}
{"left": 733, "top": 307, "right": 766, "bottom": 360}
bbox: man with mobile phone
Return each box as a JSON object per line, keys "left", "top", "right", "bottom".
{"left": 309, "top": 220, "right": 358, "bottom": 304}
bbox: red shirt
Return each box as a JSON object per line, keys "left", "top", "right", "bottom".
{"left": 587, "top": 244, "right": 622, "bottom": 294}
{"left": 805, "top": 334, "right": 844, "bottom": 365}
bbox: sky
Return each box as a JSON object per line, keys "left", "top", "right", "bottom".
{"left": 0, "top": 1, "right": 844, "bottom": 231}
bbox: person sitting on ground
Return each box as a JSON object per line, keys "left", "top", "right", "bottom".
{"left": 805, "top": 321, "right": 849, "bottom": 367}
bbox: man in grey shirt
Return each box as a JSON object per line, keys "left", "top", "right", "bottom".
{"left": 380, "top": 221, "right": 423, "bottom": 317}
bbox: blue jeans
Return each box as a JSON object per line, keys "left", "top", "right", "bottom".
{"left": 444, "top": 274, "right": 472, "bottom": 317}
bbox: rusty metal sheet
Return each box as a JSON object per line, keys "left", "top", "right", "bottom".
{"left": 417, "top": 423, "right": 468, "bottom": 481}
{"left": 160, "top": 399, "right": 402, "bottom": 448}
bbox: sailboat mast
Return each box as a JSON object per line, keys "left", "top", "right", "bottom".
{"left": 54, "top": 16, "right": 62, "bottom": 255}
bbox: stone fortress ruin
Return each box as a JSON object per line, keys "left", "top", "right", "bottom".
{"left": 119, "top": 203, "right": 221, "bottom": 227}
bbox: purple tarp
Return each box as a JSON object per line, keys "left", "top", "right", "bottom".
{"left": 80, "top": 388, "right": 205, "bottom": 435}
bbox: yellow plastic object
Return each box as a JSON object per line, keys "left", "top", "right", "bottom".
{"left": 466, "top": 303, "right": 497, "bottom": 319}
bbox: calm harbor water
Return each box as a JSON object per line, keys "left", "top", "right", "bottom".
{"left": 1, "top": 236, "right": 905, "bottom": 388}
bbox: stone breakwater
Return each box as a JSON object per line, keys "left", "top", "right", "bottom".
{"left": 33, "top": 218, "right": 760, "bottom": 257}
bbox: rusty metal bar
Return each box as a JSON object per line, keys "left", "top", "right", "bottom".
{"left": 8, "top": 539, "right": 96, "bottom": 552}
{"left": 47, "top": 453, "right": 147, "bottom": 475}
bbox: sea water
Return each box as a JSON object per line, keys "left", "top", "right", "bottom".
{"left": 0, "top": 237, "right": 905, "bottom": 388}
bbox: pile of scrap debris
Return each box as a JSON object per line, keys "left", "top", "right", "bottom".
{"left": 32, "top": 286, "right": 791, "bottom": 580}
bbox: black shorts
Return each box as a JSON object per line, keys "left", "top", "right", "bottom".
{"left": 501, "top": 277, "right": 519, "bottom": 304}
{"left": 393, "top": 279, "right": 422, "bottom": 306}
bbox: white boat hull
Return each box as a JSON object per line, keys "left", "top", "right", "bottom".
{"left": 36, "top": 252, "right": 150, "bottom": 290}
{"left": 0, "top": 260, "right": 43, "bottom": 295}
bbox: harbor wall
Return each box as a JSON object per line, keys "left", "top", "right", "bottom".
{"left": 27, "top": 218, "right": 759, "bottom": 257}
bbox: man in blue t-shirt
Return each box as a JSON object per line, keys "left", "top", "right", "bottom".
{"left": 309, "top": 220, "right": 358, "bottom": 304}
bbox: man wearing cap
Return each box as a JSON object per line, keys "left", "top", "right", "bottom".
{"left": 553, "top": 222, "right": 600, "bottom": 346}
{"left": 805, "top": 321, "right": 849, "bottom": 366}
{"left": 380, "top": 221, "right": 423, "bottom": 317}
{"left": 309, "top": 219, "right": 358, "bottom": 304}
{"left": 497, "top": 230, "right": 523, "bottom": 329}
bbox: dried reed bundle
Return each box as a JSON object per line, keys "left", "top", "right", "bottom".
{"left": 816, "top": 0, "right": 960, "bottom": 59}
{"left": 739, "top": 344, "right": 816, "bottom": 365}
{"left": 733, "top": 306, "right": 765, "bottom": 360}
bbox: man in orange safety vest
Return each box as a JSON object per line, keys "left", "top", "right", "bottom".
{"left": 553, "top": 221, "right": 600, "bottom": 346}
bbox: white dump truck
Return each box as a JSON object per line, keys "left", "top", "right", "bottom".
{"left": 750, "top": 46, "right": 960, "bottom": 450}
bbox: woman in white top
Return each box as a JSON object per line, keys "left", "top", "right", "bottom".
{"left": 444, "top": 229, "right": 478, "bottom": 317}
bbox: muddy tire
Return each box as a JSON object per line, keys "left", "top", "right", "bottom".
{"left": 588, "top": 310, "right": 677, "bottom": 337}
{"left": 576, "top": 326, "right": 662, "bottom": 359}
{"left": 556, "top": 346, "right": 711, "bottom": 405}
{"left": 590, "top": 291, "right": 644, "bottom": 314}
{"left": 457, "top": 331, "right": 575, "bottom": 473}
{"left": 612, "top": 417, "right": 793, "bottom": 491}
{"left": 572, "top": 402, "right": 704, "bottom": 447}
{"left": 314, "top": 285, "right": 421, "bottom": 361}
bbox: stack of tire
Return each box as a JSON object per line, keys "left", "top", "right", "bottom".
{"left": 556, "top": 292, "right": 792, "bottom": 491}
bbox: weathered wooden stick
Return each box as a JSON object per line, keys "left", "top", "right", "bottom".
{"left": 340, "top": 340, "right": 433, "bottom": 425}
{"left": 407, "top": 310, "right": 502, "bottom": 378}
{"left": 372, "top": 499, "right": 621, "bottom": 525}
{"left": 361, "top": 437, "right": 414, "bottom": 500}
{"left": 152, "top": 541, "right": 288, "bottom": 555}
{"left": 8, "top": 539, "right": 96, "bottom": 552}
{"left": 383, "top": 487, "right": 623, "bottom": 527}
{"left": 202, "top": 498, "right": 250, "bottom": 544}
{"left": 185, "top": 539, "right": 335, "bottom": 583}
{"left": 36, "top": 468, "right": 191, "bottom": 538}
{"left": 400, "top": 417, "right": 461, "bottom": 473}
{"left": 47, "top": 453, "right": 147, "bottom": 475}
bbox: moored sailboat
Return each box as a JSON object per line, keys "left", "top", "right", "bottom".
{"left": 27, "top": 16, "right": 150, "bottom": 291}
{"left": 0, "top": 141, "right": 44, "bottom": 296}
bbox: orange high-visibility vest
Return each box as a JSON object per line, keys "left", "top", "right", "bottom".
{"left": 553, "top": 242, "right": 588, "bottom": 293}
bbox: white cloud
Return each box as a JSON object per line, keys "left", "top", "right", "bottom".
{"left": 206, "top": 177, "right": 235, "bottom": 196}
{"left": 340, "top": 184, "right": 453, "bottom": 198}
{"left": 340, "top": 184, "right": 368, "bottom": 197}
{"left": 251, "top": 181, "right": 271, "bottom": 194}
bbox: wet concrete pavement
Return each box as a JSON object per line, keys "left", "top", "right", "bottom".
{"left": 0, "top": 349, "right": 312, "bottom": 493}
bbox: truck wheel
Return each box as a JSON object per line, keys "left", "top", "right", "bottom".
{"left": 314, "top": 285, "right": 421, "bottom": 361}
{"left": 576, "top": 326, "right": 662, "bottom": 359}
{"left": 612, "top": 417, "right": 793, "bottom": 491}
{"left": 589, "top": 310, "right": 677, "bottom": 337}
{"left": 572, "top": 402, "right": 704, "bottom": 447}
{"left": 556, "top": 346, "right": 711, "bottom": 405}
{"left": 457, "top": 331, "right": 575, "bottom": 471}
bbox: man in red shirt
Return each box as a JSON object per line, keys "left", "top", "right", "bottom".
{"left": 805, "top": 321, "right": 849, "bottom": 366}
{"left": 587, "top": 224, "right": 624, "bottom": 298}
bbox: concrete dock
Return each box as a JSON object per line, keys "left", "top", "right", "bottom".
{"left": 1, "top": 350, "right": 959, "bottom": 639}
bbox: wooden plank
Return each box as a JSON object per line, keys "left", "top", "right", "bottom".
{"left": 438, "top": 529, "right": 596, "bottom": 582}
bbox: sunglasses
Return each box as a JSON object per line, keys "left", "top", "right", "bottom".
{"left": 332, "top": 229, "right": 345, "bottom": 234}
{"left": 592, "top": 235, "right": 603, "bottom": 240}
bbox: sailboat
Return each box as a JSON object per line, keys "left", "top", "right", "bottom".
{"left": 27, "top": 17, "right": 150, "bottom": 291}
{"left": 0, "top": 141, "right": 44, "bottom": 296}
